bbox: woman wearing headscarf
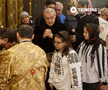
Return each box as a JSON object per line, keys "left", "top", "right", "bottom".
{"left": 77, "top": 23, "right": 108, "bottom": 90}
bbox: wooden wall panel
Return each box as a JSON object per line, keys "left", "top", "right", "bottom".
{"left": 0, "top": 0, "right": 6, "bottom": 28}
{"left": 0, "top": 0, "right": 24, "bottom": 29}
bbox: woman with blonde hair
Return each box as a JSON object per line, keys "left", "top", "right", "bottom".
{"left": 99, "top": 7, "right": 108, "bottom": 21}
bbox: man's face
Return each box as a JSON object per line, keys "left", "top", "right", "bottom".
{"left": 78, "top": 4, "right": 87, "bottom": 15}
{"left": 0, "top": 39, "right": 17, "bottom": 50}
{"left": 47, "top": 4, "right": 56, "bottom": 10}
{"left": 55, "top": 5, "right": 63, "bottom": 17}
{"left": 4, "top": 41, "right": 17, "bottom": 49}
{"left": 44, "top": 12, "right": 56, "bottom": 26}
{"left": 21, "top": 15, "right": 30, "bottom": 24}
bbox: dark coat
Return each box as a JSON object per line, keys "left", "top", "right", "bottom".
{"left": 18, "top": 20, "right": 35, "bottom": 29}
{"left": 32, "top": 16, "right": 67, "bottom": 53}
{"left": 73, "top": 14, "right": 93, "bottom": 50}
{"left": 64, "top": 15, "right": 77, "bottom": 33}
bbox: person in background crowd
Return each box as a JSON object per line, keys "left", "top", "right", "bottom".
{"left": 19, "top": 11, "right": 35, "bottom": 29}
{"left": 87, "top": 0, "right": 93, "bottom": 15}
{"left": 64, "top": 3, "right": 77, "bottom": 35}
{"left": 71, "top": 0, "right": 93, "bottom": 50}
{"left": 48, "top": 31, "right": 82, "bottom": 90}
{"left": 35, "top": 0, "right": 61, "bottom": 27}
{"left": 77, "top": 23, "right": 108, "bottom": 90}
{"left": 93, "top": 7, "right": 108, "bottom": 54}
{"left": 33, "top": 8, "right": 67, "bottom": 53}
{"left": 55, "top": 2, "right": 66, "bottom": 24}
{"left": 93, "top": 7, "right": 108, "bottom": 41}
{"left": 0, "top": 25, "right": 47, "bottom": 90}
{"left": 69, "top": 0, "right": 79, "bottom": 15}
{"left": 99, "top": 8, "right": 108, "bottom": 22}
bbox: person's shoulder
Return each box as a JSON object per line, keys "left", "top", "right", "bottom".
{"left": 30, "top": 20, "right": 35, "bottom": 24}
{"left": 61, "top": 14, "right": 66, "bottom": 17}
{"left": 69, "top": 48, "right": 76, "bottom": 53}
{"left": 66, "top": 15, "right": 75, "bottom": 20}
{"left": 32, "top": 43, "right": 46, "bottom": 54}
{"left": 7, "top": 44, "right": 19, "bottom": 52}
{"left": 85, "top": 14, "right": 94, "bottom": 19}
{"left": 2, "top": 44, "right": 19, "bottom": 59}
{"left": 75, "top": 14, "right": 79, "bottom": 18}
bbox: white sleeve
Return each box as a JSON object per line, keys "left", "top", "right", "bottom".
{"left": 95, "top": 45, "right": 108, "bottom": 83}
{"left": 67, "top": 51, "right": 82, "bottom": 90}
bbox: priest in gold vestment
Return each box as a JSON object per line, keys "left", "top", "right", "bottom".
{"left": 0, "top": 25, "right": 47, "bottom": 90}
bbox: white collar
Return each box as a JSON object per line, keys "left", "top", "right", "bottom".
{"left": 79, "top": 13, "right": 87, "bottom": 19}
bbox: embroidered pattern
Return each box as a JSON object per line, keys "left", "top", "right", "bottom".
{"left": 67, "top": 53, "right": 74, "bottom": 64}
{"left": 0, "top": 63, "right": 8, "bottom": 75}
{"left": 30, "top": 69, "right": 36, "bottom": 75}
{"left": 74, "top": 53, "right": 79, "bottom": 62}
{"left": 72, "top": 68, "right": 78, "bottom": 86}
{"left": 55, "top": 56, "right": 61, "bottom": 75}
{"left": 80, "top": 66, "right": 83, "bottom": 84}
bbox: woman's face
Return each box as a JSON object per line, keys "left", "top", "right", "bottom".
{"left": 83, "top": 27, "right": 89, "bottom": 40}
{"left": 54, "top": 37, "right": 66, "bottom": 50}
{"left": 22, "top": 15, "right": 30, "bottom": 24}
{"left": 99, "top": 12, "right": 108, "bottom": 21}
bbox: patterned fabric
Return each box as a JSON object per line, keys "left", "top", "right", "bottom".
{"left": 85, "top": 23, "right": 106, "bottom": 45}
{"left": 55, "top": 56, "right": 62, "bottom": 75}
{"left": 84, "top": 23, "right": 106, "bottom": 67}
{"left": 0, "top": 42, "right": 47, "bottom": 90}
{"left": 48, "top": 49, "right": 82, "bottom": 90}
{"left": 67, "top": 52, "right": 82, "bottom": 89}
{"left": 0, "top": 48, "right": 6, "bottom": 55}
{"left": 77, "top": 41, "right": 108, "bottom": 83}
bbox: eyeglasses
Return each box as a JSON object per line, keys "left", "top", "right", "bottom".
{"left": 53, "top": 41, "right": 63, "bottom": 45}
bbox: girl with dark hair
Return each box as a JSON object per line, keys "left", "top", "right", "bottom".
{"left": 48, "top": 31, "right": 82, "bottom": 90}
{"left": 77, "top": 23, "right": 108, "bottom": 90}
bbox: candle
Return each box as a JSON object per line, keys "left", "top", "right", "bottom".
{"left": 29, "top": 2, "right": 31, "bottom": 16}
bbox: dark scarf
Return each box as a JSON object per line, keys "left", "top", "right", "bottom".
{"left": 84, "top": 23, "right": 106, "bottom": 67}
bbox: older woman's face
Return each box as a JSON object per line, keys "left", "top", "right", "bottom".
{"left": 99, "top": 12, "right": 108, "bottom": 21}
{"left": 22, "top": 15, "right": 30, "bottom": 24}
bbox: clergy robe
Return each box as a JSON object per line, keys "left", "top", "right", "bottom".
{"left": 0, "top": 42, "right": 47, "bottom": 90}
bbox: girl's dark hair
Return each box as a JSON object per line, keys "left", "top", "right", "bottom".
{"left": 54, "top": 31, "right": 72, "bottom": 56}
{"left": 84, "top": 23, "right": 106, "bottom": 53}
